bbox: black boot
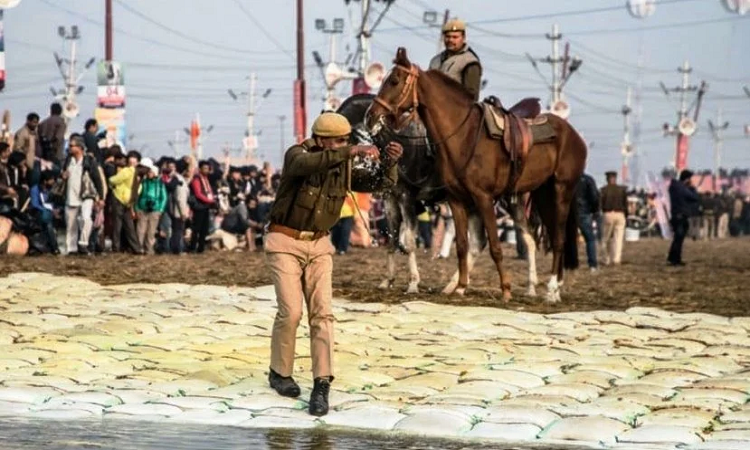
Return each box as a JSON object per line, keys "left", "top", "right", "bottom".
{"left": 268, "top": 369, "right": 300, "bottom": 398}
{"left": 308, "top": 377, "right": 331, "bottom": 417}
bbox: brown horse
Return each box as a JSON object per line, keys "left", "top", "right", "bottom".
{"left": 365, "top": 48, "right": 587, "bottom": 302}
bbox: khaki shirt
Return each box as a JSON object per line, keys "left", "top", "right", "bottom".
{"left": 268, "top": 139, "right": 398, "bottom": 232}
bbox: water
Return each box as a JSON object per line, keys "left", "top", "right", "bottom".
{"left": 0, "top": 419, "right": 593, "bottom": 450}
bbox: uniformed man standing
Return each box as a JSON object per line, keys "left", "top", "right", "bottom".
{"left": 599, "top": 171, "right": 627, "bottom": 265}
{"left": 428, "top": 18, "right": 482, "bottom": 101}
{"left": 265, "top": 112, "right": 403, "bottom": 417}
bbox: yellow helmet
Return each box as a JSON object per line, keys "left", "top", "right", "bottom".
{"left": 311, "top": 112, "right": 351, "bottom": 137}
{"left": 442, "top": 18, "right": 466, "bottom": 33}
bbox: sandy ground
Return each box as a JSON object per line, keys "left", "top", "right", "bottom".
{"left": 1, "top": 237, "right": 748, "bottom": 316}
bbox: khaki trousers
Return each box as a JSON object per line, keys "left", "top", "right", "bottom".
{"left": 602, "top": 211, "right": 626, "bottom": 265}
{"left": 136, "top": 211, "right": 162, "bottom": 255}
{"left": 265, "top": 231, "right": 335, "bottom": 379}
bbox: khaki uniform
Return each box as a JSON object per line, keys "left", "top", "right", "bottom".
{"left": 428, "top": 44, "right": 482, "bottom": 101}
{"left": 266, "top": 138, "right": 397, "bottom": 379}
{"left": 600, "top": 184, "right": 627, "bottom": 265}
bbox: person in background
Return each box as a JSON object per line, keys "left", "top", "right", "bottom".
{"left": 61, "top": 134, "right": 104, "bottom": 256}
{"left": 29, "top": 170, "right": 60, "bottom": 254}
{"left": 599, "top": 170, "right": 627, "bottom": 266}
{"left": 667, "top": 169, "right": 700, "bottom": 266}
{"left": 134, "top": 157, "right": 167, "bottom": 255}
{"left": 577, "top": 171, "right": 601, "bottom": 271}
{"left": 330, "top": 195, "right": 356, "bottom": 255}
{"left": 108, "top": 149, "right": 139, "bottom": 253}
{"left": 189, "top": 160, "right": 216, "bottom": 253}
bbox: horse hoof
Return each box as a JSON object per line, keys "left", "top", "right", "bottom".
{"left": 441, "top": 283, "right": 458, "bottom": 295}
{"left": 378, "top": 280, "right": 393, "bottom": 290}
{"left": 501, "top": 291, "right": 512, "bottom": 303}
{"left": 406, "top": 282, "right": 419, "bottom": 294}
{"left": 455, "top": 287, "right": 466, "bottom": 296}
{"left": 527, "top": 287, "right": 537, "bottom": 297}
{"left": 545, "top": 291, "right": 561, "bottom": 303}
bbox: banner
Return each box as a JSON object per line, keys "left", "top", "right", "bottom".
{"left": 0, "top": 10, "right": 5, "bottom": 92}
{"left": 94, "top": 108, "right": 126, "bottom": 149}
{"left": 97, "top": 61, "right": 125, "bottom": 108}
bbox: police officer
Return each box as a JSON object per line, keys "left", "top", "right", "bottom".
{"left": 428, "top": 18, "right": 482, "bottom": 101}
{"left": 667, "top": 169, "right": 700, "bottom": 266}
{"left": 600, "top": 171, "right": 627, "bottom": 265}
{"left": 265, "top": 112, "right": 403, "bottom": 416}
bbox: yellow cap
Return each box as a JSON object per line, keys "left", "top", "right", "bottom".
{"left": 311, "top": 112, "right": 352, "bottom": 137}
{"left": 442, "top": 18, "right": 466, "bottom": 33}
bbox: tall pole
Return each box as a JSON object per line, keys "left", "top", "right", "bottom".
{"left": 246, "top": 72, "right": 257, "bottom": 163}
{"left": 359, "top": 0, "right": 371, "bottom": 74}
{"left": 549, "top": 24, "right": 561, "bottom": 105}
{"left": 105, "top": 0, "right": 113, "bottom": 61}
{"left": 708, "top": 108, "right": 729, "bottom": 193}
{"left": 621, "top": 87, "right": 632, "bottom": 185}
{"left": 295, "top": 0, "right": 306, "bottom": 143}
{"left": 631, "top": 32, "right": 645, "bottom": 188}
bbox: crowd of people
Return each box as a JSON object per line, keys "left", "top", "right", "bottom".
{"left": 0, "top": 103, "right": 283, "bottom": 256}
{"left": 1, "top": 102, "right": 750, "bottom": 259}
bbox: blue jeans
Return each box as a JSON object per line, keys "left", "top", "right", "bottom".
{"left": 579, "top": 213, "right": 598, "bottom": 269}
{"left": 331, "top": 217, "right": 354, "bottom": 253}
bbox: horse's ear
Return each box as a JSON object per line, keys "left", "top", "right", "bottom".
{"left": 395, "top": 47, "right": 409, "bottom": 65}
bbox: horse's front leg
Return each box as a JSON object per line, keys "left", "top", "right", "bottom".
{"left": 378, "top": 194, "right": 401, "bottom": 290}
{"left": 400, "top": 198, "right": 421, "bottom": 294}
{"left": 443, "top": 212, "right": 485, "bottom": 294}
{"left": 444, "top": 199, "right": 470, "bottom": 296}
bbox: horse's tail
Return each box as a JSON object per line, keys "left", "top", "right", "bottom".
{"left": 564, "top": 195, "right": 580, "bottom": 270}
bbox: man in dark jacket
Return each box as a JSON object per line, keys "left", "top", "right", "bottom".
{"left": 667, "top": 169, "right": 700, "bottom": 266}
{"left": 576, "top": 172, "right": 600, "bottom": 271}
{"left": 37, "top": 102, "right": 67, "bottom": 166}
{"left": 82, "top": 119, "right": 104, "bottom": 165}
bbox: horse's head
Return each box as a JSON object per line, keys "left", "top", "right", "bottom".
{"left": 365, "top": 47, "right": 420, "bottom": 135}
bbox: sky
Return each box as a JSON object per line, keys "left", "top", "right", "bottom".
{"left": 1, "top": 0, "right": 748, "bottom": 187}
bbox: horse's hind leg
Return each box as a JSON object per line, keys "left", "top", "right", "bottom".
{"left": 515, "top": 211, "right": 538, "bottom": 297}
{"left": 443, "top": 212, "right": 485, "bottom": 294}
{"left": 474, "top": 193, "right": 512, "bottom": 302}
{"left": 531, "top": 182, "right": 561, "bottom": 303}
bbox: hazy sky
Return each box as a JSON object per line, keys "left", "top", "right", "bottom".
{"left": 1, "top": 0, "right": 748, "bottom": 185}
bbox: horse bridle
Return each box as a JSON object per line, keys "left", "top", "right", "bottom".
{"left": 372, "top": 63, "right": 483, "bottom": 149}
{"left": 373, "top": 64, "right": 420, "bottom": 132}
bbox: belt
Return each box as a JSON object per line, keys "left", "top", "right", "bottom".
{"left": 268, "top": 223, "right": 328, "bottom": 241}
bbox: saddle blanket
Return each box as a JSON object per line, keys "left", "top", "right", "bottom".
{"left": 482, "top": 103, "right": 556, "bottom": 144}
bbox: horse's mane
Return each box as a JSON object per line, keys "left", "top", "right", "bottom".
{"left": 423, "top": 68, "right": 475, "bottom": 104}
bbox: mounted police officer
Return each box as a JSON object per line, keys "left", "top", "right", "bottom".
{"left": 428, "top": 18, "right": 482, "bottom": 101}
{"left": 264, "top": 112, "right": 403, "bottom": 416}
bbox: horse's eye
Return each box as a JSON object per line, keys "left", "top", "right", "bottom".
{"left": 388, "top": 76, "right": 399, "bottom": 86}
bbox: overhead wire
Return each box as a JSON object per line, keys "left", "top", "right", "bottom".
{"left": 113, "top": 0, "right": 284, "bottom": 56}
{"left": 232, "top": 0, "right": 295, "bottom": 60}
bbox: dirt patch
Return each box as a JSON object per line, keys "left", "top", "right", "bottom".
{"left": 1, "top": 238, "right": 748, "bottom": 316}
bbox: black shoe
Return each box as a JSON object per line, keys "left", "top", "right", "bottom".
{"left": 667, "top": 260, "right": 686, "bottom": 266}
{"left": 268, "top": 369, "right": 300, "bottom": 398}
{"left": 308, "top": 377, "right": 331, "bottom": 417}
{"left": 77, "top": 248, "right": 90, "bottom": 256}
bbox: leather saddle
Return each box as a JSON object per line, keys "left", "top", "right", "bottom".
{"left": 481, "top": 96, "right": 546, "bottom": 162}
{"left": 481, "top": 96, "right": 549, "bottom": 191}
